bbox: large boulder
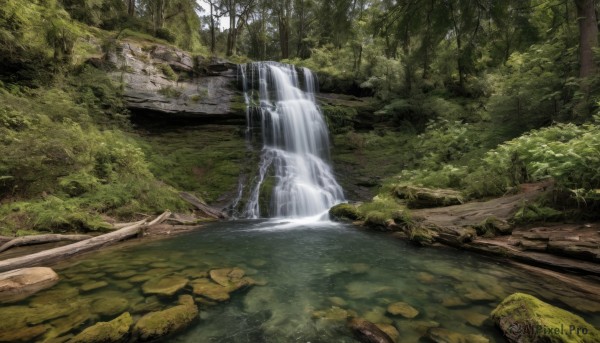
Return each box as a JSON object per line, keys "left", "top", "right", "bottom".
{"left": 70, "top": 312, "right": 132, "bottom": 343}
{"left": 133, "top": 295, "right": 198, "bottom": 342}
{"left": 0, "top": 267, "right": 59, "bottom": 303}
{"left": 491, "top": 293, "right": 600, "bottom": 343}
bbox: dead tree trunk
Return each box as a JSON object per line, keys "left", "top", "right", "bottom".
{"left": 0, "top": 212, "right": 171, "bottom": 273}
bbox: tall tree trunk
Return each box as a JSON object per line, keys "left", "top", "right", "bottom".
{"left": 575, "top": 0, "right": 598, "bottom": 78}
{"left": 209, "top": 3, "right": 216, "bottom": 54}
{"left": 127, "top": 0, "right": 135, "bottom": 17}
{"left": 279, "top": 16, "right": 290, "bottom": 59}
{"left": 227, "top": 4, "right": 236, "bottom": 56}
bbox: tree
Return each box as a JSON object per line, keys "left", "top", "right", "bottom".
{"left": 223, "top": 0, "right": 256, "bottom": 56}
{"left": 574, "top": 0, "right": 598, "bottom": 78}
{"left": 127, "top": 0, "right": 136, "bottom": 16}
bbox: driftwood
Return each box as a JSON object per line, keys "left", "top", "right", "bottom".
{"left": 179, "top": 192, "right": 228, "bottom": 219}
{"left": 0, "top": 211, "right": 171, "bottom": 273}
{"left": 0, "top": 234, "right": 92, "bottom": 253}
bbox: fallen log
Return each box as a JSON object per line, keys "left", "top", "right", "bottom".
{"left": 0, "top": 211, "right": 171, "bottom": 273}
{"left": 0, "top": 234, "right": 92, "bottom": 253}
{"left": 179, "top": 192, "right": 228, "bottom": 219}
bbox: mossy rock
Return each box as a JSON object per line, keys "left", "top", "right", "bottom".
{"left": 91, "top": 296, "right": 129, "bottom": 317}
{"left": 142, "top": 275, "right": 188, "bottom": 296}
{"left": 394, "top": 185, "right": 464, "bottom": 209}
{"left": 426, "top": 327, "right": 489, "bottom": 343}
{"left": 133, "top": 295, "right": 198, "bottom": 342}
{"left": 70, "top": 312, "right": 132, "bottom": 343}
{"left": 408, "top": 225, "right": 436, "bottom": 246}
{"left": 491, "top": 293, "right": 600, "bottom": 343}
{"left": 387, "top": 301, "right": 419, "bottom": 319}
{"left": 364, "top": 211, "right": 388, "bottom": 229}
{"left": 329, "top": 203, "right": 362, "bottom": 222}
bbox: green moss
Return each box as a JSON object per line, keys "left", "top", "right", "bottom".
{"left": 133, "top": 295, "right": 198, "bottom": 342}
{"left": 70, "top": 312, "right": 132, "bottom": 343}
{"left": 321, "top": 105, "right": 357, "bottom": 134}
{"left": 156, "top": 63, "right": 178, "bottom": 81}
{"left": 364, "top": 211, "right": 388, "bottom": 229}
{"left": 135, "top": 125, "right": 246, "bottom": 204}
{"left": 329, "top": 203, "right": 362, "bottom": 222}
{"left": 408, "top": 226, "right": 435, "bottom": 246}
{"left": 491, "top": 293, "right": 600, "bottom": 343}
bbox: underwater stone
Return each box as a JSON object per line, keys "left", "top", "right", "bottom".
{"left": 91, "top": 296, "right": 129, "bottom": 317}
{"left": 191, "top": 278, "right": 230, "bottom": 302}
{"left": 426, "top": 328, "right": 489, "bottom": 343}
{"left": 387, "top": 302, "right": 419, "bottom": 319}
{"left": 0, "top": 323, "right": 50, "bottom": 342}
{"left": 348, "top": 318, "right": 394, "bottom": 343}
{"left": 133, "top": 295, "right": 198, "bottom": 341}
{"left": 375, "top": 323, "right": 399, "bottom": 342}
{"left": 80, "top": 281, "right": 108, "bottom": 292}
{"left": 491, "top": 293, "right": 600, "bottom": 343}
{"left": 70, "top": 312, "right": 132, "bottom": 343}
{"left": 312, "top": 306, "right": 355, "bottom": 321}
{"left": 142, "top": 275, "right": 188, "bottom": 296}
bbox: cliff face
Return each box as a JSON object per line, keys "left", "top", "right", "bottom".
{"left": 107, "top": 41, "right": 243, "bottom": 122}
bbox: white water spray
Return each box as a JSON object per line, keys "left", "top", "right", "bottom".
{"left": 238, "top": 62, "right": 344, "bottom": 218}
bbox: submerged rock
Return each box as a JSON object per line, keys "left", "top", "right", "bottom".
{"left": 348, "top": 318, "right": 395, "bottom": 343}
{"left": 0, "top": 323, "right": 49, "bottom": 342}
{"left": 0, "top": 267, "right": 59, "bottom": 303}
{"left": 375, "top": 323, "right": 399, "bottom": 342}
{"left": 70, "top": 312, "right": 132, "bottom": 343}
{"left": 191, "top": 278, "right": 230, "bottom": 302}
{"left": 133, "top": 295, "right": 198, "bottom": 341}
{"left": 312, "top": 306, "right": 356, "bottom": 321}
{"left": 80, "top": 281, "right": 108, "bottom": 292}
{"left": 491, "top": 293, "right": 600, "bottom": 343}
{"left": 142, "top": 275, "right": 188, "bottom": 296}
{"left": 91, "top": 296, "right": 129, "bottom": 317}
{"left": 387, "top": 302, "right": 419, "bottom": 319}
{"left": 426, "top": 327, "right": 489, "bottom": 343}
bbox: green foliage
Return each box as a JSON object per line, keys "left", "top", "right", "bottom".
{"left": 155, "top": 28, "right": 176, "bottom": 43}
{"left": 364, "top": 211, "right": 388, "bottom": 229}
{"left": 513, "top": 203, "right": 563, "bottom": 224}
{"left": 0, "top": 80, "right": 189, "bottom": 234}
{"left": 156, "top": 63, "right": 178, "bottom": 81}
{"left": 481, "top": 123, "right": 600, "bottom": 193}
{"left": 322, "top": 105, "right": 357, "bottom": 134}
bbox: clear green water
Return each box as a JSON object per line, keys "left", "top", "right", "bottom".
{"left": 3, "top": 220, "right": 600, "bottom": 342}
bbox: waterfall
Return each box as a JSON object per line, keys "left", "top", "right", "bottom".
{"left": 238, "top": 62, "right": 344, "bottom": 218}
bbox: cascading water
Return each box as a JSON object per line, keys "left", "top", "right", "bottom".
{"left": 238, "top": 62, "right": 344, "bottom": 218}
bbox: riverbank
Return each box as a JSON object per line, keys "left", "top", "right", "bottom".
{"left": 333, "top": 181, "right": 600, "bottom": 281}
